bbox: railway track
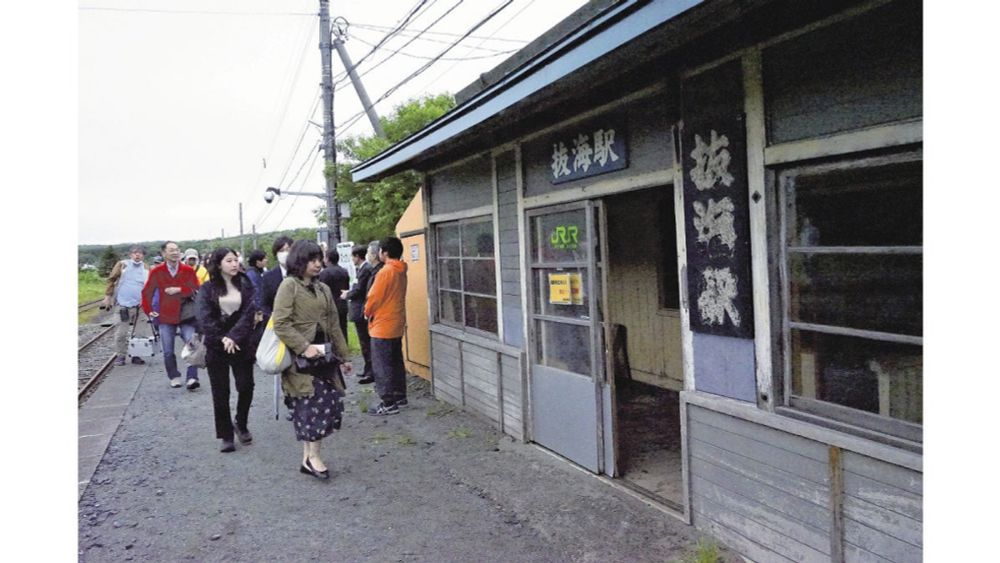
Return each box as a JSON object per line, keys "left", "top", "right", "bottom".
{"left": 79, "top": 298, "right": 104, "bottom": 313}
{"left": 78, "top": 322, "right": 117, "bottom": 402}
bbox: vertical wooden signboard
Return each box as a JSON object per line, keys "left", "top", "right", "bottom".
{"left": 681, "top": 61, "right": 754, "bottom": 338}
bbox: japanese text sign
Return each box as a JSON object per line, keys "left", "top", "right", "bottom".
{"left": 547, "top": 120, "right": 628, "bottom": 184}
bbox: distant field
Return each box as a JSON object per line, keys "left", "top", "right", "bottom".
{"left": 78, "top": 270, "right": 105, "bottom": 324}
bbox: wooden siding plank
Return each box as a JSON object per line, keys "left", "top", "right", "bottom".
{"left": 463, "top": 393, "right": 500, "bottom": 421}
{"left": 689, "top": 417, "right": 828, "bottom": 485}
{"left": 844, "top": 472, "right": 922, "bottom": 523}
{"left": 843, "top": 518, "right": 922, "bottom": 562}
{"left": 693, "top": 491, "right": 828, "bottom": 562}
{"left": 843, "top": 495, "right": 922, "bottom": 548}
{"left": 694, "top": 512, "right": 797, "bottom": 563}
{"left": 690, "top": 405, "right": 829, "bottom": 463}
{"left": 693, "top": 473, "right": 830, "bottom": 555}
{"left": 689, "top": 438, "right": 828, "bottom": 507}
{"left": 435, "top": 386, "right": 462, "bottom": 407}
{"left": 843, "top": 542, "right": 894, "bottom": 563}
{"left": 842, "top": 451, "right": 922, "bottom": 496}
{"left": 690, "top": 456, "right": 830, "bottom": 532}
{"left": 461, "top": 343, "right": 501, "bottom": 364}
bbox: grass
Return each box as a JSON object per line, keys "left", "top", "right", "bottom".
{"left": 426, "top": 401, "right": 456, "bottom": 417}
{"left": 357, "top": 388, "right": 375, "bottom": 414}
{"left": 346, "top": 322, "right": 361, "bottom": 354}
{"left": 79, "top": 270, "right": 106, "bottom": 324}
{"left": 370, "top": 432, "right": 391, "bottom": 444}
{"left": 447, "top": 426, "right": 472, "bottom": 439}
{"left": 676, "top": 539, "right": 722, "bottom": 563}
{"left": 395, "top": 435, "right": 417, "bottom": 446}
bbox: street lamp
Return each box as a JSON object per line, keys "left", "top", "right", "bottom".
{"left": 263, "top": 186, "right": 341, "bottom": 246}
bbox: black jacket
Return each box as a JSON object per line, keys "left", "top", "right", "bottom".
{"left": 195, "top": 273, "right": 259, "bottom": 361}
{"left": 261, "top": 266, "right": 284, "bottom": 317}
{"left": 344, "top": 261, "right": 373, "bottom": 323}
{"left": 318, "top": 264, "right": 350, "bottom": 316}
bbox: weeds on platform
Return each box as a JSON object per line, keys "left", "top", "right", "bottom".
{"left": 396, "top": 435, "right": 417, "bottom": 446}
{"left": 676, "top": 539, "right": 721, "bottom": 563}
{"left": 370, "top": 432, "right": 390, "bottom": 444}
{"left": 447, "top": 426, "right": 472, "bottom": 439}
{"left": 357, "top": 388, "right": 375, "bottom": 414}
{"left": 426, "top": 402, "right": 456, "bottom": 417}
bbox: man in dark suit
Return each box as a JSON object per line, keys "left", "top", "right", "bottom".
{"left": 342, "top": 245, "right": 376, "bottom": 384}
{"left": 260, "top": 236, "right": 294, "bottom": 320}
{"left": 319, "top": 248, "right": 350, "bottom": 344}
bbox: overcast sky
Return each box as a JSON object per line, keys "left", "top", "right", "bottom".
{"left": 78, "top": 0, "right": 587, "bottom": 245}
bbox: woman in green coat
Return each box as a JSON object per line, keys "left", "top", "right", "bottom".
{"left": 271, "top": 240, "right": 353, "bottom": 479}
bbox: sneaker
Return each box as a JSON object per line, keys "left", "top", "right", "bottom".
{"left": 186, "top": 378, "right": 200, "bottom": 390}
{"left": 169, "top": 377, "right": 183, "bottom": 388}
{"left": 356, "top": 375, "right": 375, "bottom": 385}
{"left": 234, "top": 419, "right": 253, "bottom": 444}
{"left": 367, "top": 402, "right": 400, "bottom": 416}
{"left": 395, "top": 398, "right": 408, "bottom": 407}
{"left": 130, "top": 356, "right": 146, "bottom": 365}
{"left": 114, "top": 356, "right": 126, "bottom": 366}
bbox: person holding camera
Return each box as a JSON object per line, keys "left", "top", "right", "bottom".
{"left": 271, "top": 240, "right": 353, "bottom": 480}
{"left": 102, "top": 245, "right": 149, "bottom": 366}
{"left": 194, "top": 247, "right": 259, "bottom": 453}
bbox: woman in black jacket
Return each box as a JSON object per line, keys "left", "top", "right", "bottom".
{"left": 195, "top": 247, "right": 259, "bottom": 453}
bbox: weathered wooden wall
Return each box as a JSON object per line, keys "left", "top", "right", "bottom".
{"left": 687, "top": 402, "right": 922, "bottom": 562}
{"left": 431, "top": 329, "right": 524, "bottom": 441}
{"left": 496, "top": 150, "right": 524, "bottom": 349}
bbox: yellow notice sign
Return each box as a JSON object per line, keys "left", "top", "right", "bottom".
{"left": 569, "top": 272, "right": 584, "bottom": 305}
{"left": 548, "top": 273, "right": 571, "bottom": 305}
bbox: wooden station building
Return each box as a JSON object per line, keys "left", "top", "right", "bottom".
{"left": 353, "top": 1, "right": 922, "bottom": 561}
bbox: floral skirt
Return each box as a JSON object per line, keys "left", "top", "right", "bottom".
{"left": 289, "top": 376, "right": 344, "bottom": 442}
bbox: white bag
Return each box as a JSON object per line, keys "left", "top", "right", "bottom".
{"left": 255, "top": 316, "right": 292, "bottom": 374}
{"left": 180, "top": 334, "right": 207, "bottom": 368}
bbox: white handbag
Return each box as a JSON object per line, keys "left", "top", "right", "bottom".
{"left": 255, "top": 316, "right": 292, "bottom": 374}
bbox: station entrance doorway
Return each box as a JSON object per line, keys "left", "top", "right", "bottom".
{"left": 526, "top": 187, "right": 684, "bottom": 509}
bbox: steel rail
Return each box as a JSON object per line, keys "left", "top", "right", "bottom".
{"left": 79, "top": 354, "right": 116, "bottom": 400}
{"left": 79, "top": 324, "right": 116, "bottom": 354}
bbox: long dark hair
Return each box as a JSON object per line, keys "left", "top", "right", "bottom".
{"left": 207, "top": 247, "right": 240, "bottom": 294}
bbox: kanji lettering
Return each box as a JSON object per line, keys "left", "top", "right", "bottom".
{"left": 689, "top": 130, "right": 734, "bottom": 191}
{"left": 551, "top": 142, "right": 570, "bottom": 178}
{"left": 572, "top": 134, "right": 593, "bottom": 172}
{"left": 593, "top": 128, "right": 619, "bottom": 167}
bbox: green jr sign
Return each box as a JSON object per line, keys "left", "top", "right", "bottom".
{"left": 549, "top": 225, "right": 579, "bottom": 250}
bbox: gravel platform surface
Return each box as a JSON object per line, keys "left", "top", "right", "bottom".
{"left": 78, "top": 353, "right": 735, "bottom": 562}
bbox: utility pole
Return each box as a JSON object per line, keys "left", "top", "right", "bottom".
{"left": 239, "top": 203, "right": 245, "bottom": 259}
{"left": 252, "top": 224, "right": 258, "bottom": 250}
{"left": 319, "top": 0, "right": 340, "bottom": 248}
{"left": 221, "top": 228, "right": 225, "bottom": 240}
{"left": 332, "top": 18, "right": 385, "bottom": 138}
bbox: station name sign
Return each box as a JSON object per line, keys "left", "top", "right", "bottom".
{"left": 546, "top": 119, "right": 628, "bottom": 184}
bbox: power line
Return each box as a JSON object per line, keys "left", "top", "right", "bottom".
{"left": 413, "top": 0, "right": 537, "bottom": 95}
{"left": 269, "top": 147, "right": 323, "bottom": 232}
{"left": 339, "top": 0, "right": 433, "bottom": 80}
{"left": 333, "top": 0, "right": 467, "bottom": 94}
{"left": 240, "top": 22, "right": 317, "bottom": 208}
{"left": 349, "top": 35, "right": 517, "bottom": 61}
{"left": 336, "top": 0, "right": 515, "bottom": 135}
{"left": 349, "top": 24, "right": 518, "bottom": 53}
{"left": 79, "top": 6, "right": 314, "bottom": 16}
{"left": 350, "top": 21, "right": 527, "bottom": 44}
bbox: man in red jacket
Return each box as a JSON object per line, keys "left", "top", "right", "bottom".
{"left": 142, "top": 241, "right": 202, "bottom": 389}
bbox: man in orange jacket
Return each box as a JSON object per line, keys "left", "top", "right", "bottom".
{"left": 364, "top": 236, "right": 408, "bottom": 415}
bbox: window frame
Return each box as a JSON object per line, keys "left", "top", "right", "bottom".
{"left": 774, "top": 148, "right": 923, "bottom": 447}
{"left": 433, "top": 215, "right": 499, "bottom": 338}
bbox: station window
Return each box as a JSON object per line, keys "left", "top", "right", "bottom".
{"left": 777, "top": 152, "right": 922, "bottom": 444}
{"left": 435, "top": 216, "right": 498, "bottom": 335}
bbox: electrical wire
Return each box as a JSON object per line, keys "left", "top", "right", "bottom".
{"left": 268, "top": 146, "right": 323, "bottom": 232}
{"left": 335, "top": 0, "right": 515, "bottom": 135}
{"left": 348, "top": 24, "right": 518, "bottom": 53}
{"left": 350, "top": 21, "right": 527, "bottom": 44}
{"left": 79, "top": 6, "right": 314, "bottom": 16}
{"left": 348, "top": 35, "right": 517, "bottom": 61}
{"left": 332, "top": 0, "right": 467, "bottom": 94}
{"left": 338, "top": 0, "right": 433, "bottom": 79}
{"left": 240, "top": 21, "right": 317, "bottom": 209}
{"left": 413, "top": 0, "right": 537, "bottom": 95}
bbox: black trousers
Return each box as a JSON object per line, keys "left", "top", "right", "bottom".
{"left": 371, "top": 337, "right": 406, "bottom": 404}
{"left": 354, "top": 319, "right": 374, "bottom": 378}
{"left": 205, "top": 352, "right": 255, "bottom": 441}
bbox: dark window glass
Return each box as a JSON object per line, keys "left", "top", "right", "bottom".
{"left": 461, "top": 219, "right": 495, "bottom": 257}
{"left": 439, "top": 290, "right": 463, "bottom": 325}
{"left": 464, "top": 295, "right": 498, "bottom": 333}
{"left": 534, "top": 319, "right": 591, "bottom": 374}
{"left": 462, "top": 259, "right": 496, "bottom": 296}
{"left": 438, "top": 259, "right": 462, "bottom": 290}
{"left": 437, "top": 224, "right": 461, "bottom": 257}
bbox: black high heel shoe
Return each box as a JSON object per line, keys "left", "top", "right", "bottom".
{"left": 300, "top": 458, "right": 329, "bottom": 480}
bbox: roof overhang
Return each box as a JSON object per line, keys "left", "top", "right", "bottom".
{"left": 352, "top": 0, "right": 706, "bottom": 183}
